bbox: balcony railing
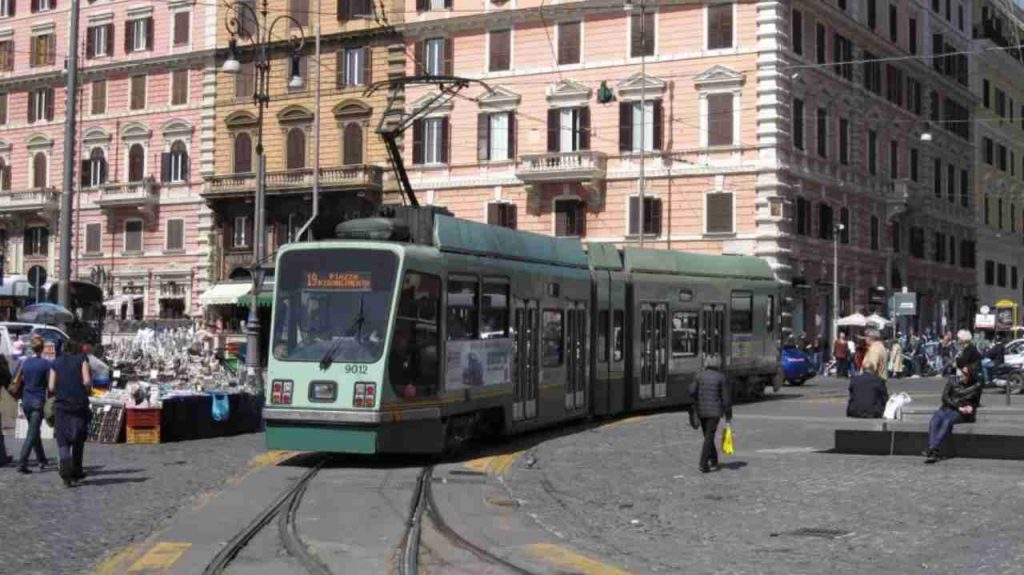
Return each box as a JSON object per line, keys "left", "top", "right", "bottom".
{"left": 516, "top": 151, "right": 608, "bottom": 184}
{"left": 0, "top": 187, "right": 60, "bottom": 213}
{"left": 95, "top": 179, "right": 160, "bottom": 209}
{"left": 204, "top": 165, "right": 384, "bottom": 197}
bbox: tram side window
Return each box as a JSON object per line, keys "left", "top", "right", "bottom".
{"left": 671, "top": 311, "right": 698, "bottom": 357}
{"left": 730, "top": 291, "right": 753, "bottom": 334}
{"left": 447, "top": 277, "right": 479, "bottom": 340}
{"left": 390, "top": 272, "right": 441, "bottom": 398}
{"left": 597, "top": 310, "right": 609, "bottom": 362}
{"left": 612, "top": 310, "right": 624, "bottom": 362}
{"left": 481, "top": 280, "right": 510, "bottom": 339}
{"left": 541, "top": 309, "right": 564, "bottom": 366}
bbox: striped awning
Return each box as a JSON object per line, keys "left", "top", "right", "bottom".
{"left": 199, "top": 283, "right": 252, "bottom": 306}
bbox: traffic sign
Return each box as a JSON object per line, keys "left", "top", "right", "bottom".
{"left": 27, "top": 265, "right": 47, "bottom": 288}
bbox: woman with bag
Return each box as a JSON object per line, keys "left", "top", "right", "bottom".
{"left": 47, "top": 341, "right": 91, "bottom": 487}
{"left": 689, "top": 354, "right": 733, "bottom": 473}
{"left": 16, "top": 336, "right": 52, "bottom": 474}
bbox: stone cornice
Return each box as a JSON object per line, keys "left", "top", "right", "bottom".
{"left": 0, "top": 50, "right": 217, "bottom": 91}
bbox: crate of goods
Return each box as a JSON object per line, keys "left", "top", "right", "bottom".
{"left": 126, "top": 408, "right": 161, "bottom": 428}
{"left": 127, "top": 425, "right": 161, "bottom": 444}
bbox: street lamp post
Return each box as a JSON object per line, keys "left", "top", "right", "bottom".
{"left": 222, "top": 0, "right": 305, "bottom": 390}
{"left": 833, "top": 222, "right": 845, "bottom": 344}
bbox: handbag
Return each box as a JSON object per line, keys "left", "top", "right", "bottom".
{"left": 43, "top": 396, "right": 56, "bottom": 427}
{"left": 6, "top": 366, "right": 23, "bottom": 400}
{"left": 688, "top": 404, "right": 700, "bottom": 430}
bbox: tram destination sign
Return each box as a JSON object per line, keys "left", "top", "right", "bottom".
{"left": 305, "top": 272, "right": 372, "bottom": 291}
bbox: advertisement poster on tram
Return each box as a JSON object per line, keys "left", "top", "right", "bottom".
{"left": 445, "top": 338, "right": 513, "bottom": 391}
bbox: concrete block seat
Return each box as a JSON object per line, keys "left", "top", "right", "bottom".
{"left": 833, "top": 409, "right": 1024, "bottom": 460}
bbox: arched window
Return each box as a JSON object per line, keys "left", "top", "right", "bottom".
{"left": 234, "top": 133, "right": 252, "bottom": 174}
{"left": 32, "top": 152, "right": 47, "bottom": 188}
{"left": 169, "top": 141, "right": 188, "bottom": 183}
{"left": 286, "top": 128, "right": 306, "bottom": 170}
{"left": 0, "top": 158, "right": 9, "bottom": 191}
{"left": 88, "top": 148, "right": 107, "bottom": 187}
{"left": 343, "top": 123, "right": 363, "bottom": 165}
{"left": 128, "top": 144, "right": 146, "bottom": 182}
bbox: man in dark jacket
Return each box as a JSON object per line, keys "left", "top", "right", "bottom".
{"left": 924, "top": 365, "right": 982, "bottom": 464}
{"left": 690, "top": 355, "right": 732, "bottom": 473}
{"left": 846, "top": 359, "right": 889, "bottom": 418}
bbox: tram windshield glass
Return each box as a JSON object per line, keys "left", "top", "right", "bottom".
{"left": 272, "top": 249, "right": 398, "bottom": 363}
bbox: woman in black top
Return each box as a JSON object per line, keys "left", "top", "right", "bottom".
{"left": 47, "top": 341, "right": 92, "bottom": 487}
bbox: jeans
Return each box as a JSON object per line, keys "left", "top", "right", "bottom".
{"left": 837, "top": 358, "right": 850, "bottom": 378}
{"left": 55, "top": 411, "right": 88, "bottom": 479}
{"left": 699, "top": 417, "right": 720, "bottom": 469}
{"left": 813, "top": 352, "right": 823, "bottom": 373}
{"left": 18, "top": 405, "right": 47, "bottom": 467}
{"left": 928, "top": 407, "right": 965, "bottom": 451}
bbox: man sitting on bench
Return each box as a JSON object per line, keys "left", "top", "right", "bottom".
{"left": 846, "top": 358, "right": 889, "bottom": 418}
{"left": 924, "top": 364, "right": 982, "bottom": 464}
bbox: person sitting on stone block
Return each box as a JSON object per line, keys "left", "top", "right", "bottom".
{"left": 846, "top": 359, "right": 889, "bottom": 419}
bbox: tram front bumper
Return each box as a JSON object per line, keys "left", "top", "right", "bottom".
{"left": 263, "top": 407, "right": 445, "bottom": 454}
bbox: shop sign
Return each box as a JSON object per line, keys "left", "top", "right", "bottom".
{"left": 975, "top": 314, "right": 996, "bottom": 329}
{"left": 892, "top": 293, "right": 917, "bottom": 316}
{"left": 0, "top": 298, "right": 15, "bottom": 308}
{"left": 995, "top": 307, "right": 1015, "bottom": 330}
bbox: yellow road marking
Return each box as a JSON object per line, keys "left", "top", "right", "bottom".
{"left": 462, "top": 449, "right": 525, "bottom": 476}
{"left": 91, "top": 543, "right": 146, "bottom": 575}
{"left": 247, "top": 450, "right": 295, "bottom": 468}
{"left": 601, "top": 415, "right": 653, "bottom": 430}
{"left": 125, "top": 542, "right": 192, "bottom": 574}
{"left": 526, "top": 543, "right": 634, "bottom": 575}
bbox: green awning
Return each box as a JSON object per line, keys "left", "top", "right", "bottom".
{"left": 237, "top": 291, "right": 273, "bottom": 307}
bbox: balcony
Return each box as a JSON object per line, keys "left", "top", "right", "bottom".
{"left": 203, "top": 165, "right": 384, "bottom": 199}
{"left": 0, "top": 187, "right": 60, "bottom": 214}
{"left": 516, "top": 151, "right": 607, "bottom": 188}
{"left": 95, "top": 179, "right": 160, "bottom": 211}
{"left": 886, "top": 180, "right": 911, "bottom": 221}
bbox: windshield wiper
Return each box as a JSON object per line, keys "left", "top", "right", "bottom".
{"left": 319, "top": 295, "right": 366, "bottom": 370}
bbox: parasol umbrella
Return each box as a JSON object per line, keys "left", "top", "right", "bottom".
{"left": 836, "top": 312, "right": 867, "bottom": 327}
{"left": 866, "top": 313, "right": 890, "bottom": 328}
{"left": 20, "top": 302, "right": 75, "bottom": 324}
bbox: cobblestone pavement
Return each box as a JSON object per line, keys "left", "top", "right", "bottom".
{"left": 505, "top": 377, "right": 1024, "bottom": 575}
{"left": 0, "top": 432, "right": 266, "bottom": 575}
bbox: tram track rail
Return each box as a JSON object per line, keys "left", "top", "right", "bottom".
{"left": 399, "top": 465, "right": 537, "bottom": 575}
{"left": 203, "top": 457, "right": 328, "bottom": 575}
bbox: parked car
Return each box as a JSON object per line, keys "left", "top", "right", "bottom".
{"left": 1003, "top": 339, "right": 1024, "bottom": 367}
{"left": 780, "top": 344, "right": 816, "bottom": 385}
{"left": 0, "top": 321, "right": 70, "bottom": 362}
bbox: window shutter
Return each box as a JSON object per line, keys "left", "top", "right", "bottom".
{"left": 81, "top": 160, "right": 91, "bottom": 187}
{"left": 619, "top": 102, "right": 633, "bottom": 152}
{"left": 46, "top": 34, "right": 54, "bottom": 65}
{"left": 8, "top": 0, "right": 13, "bottom": 17}
{"left": 105, "top": 24, "right": 114, "bottom": 56}
{"left": 440, "top": 117, "right": 450, "bottom": 163}
{"left": 335, "top": 50, "right": 346, "bottom": 88}
{"left": 706, "top": 192, "right": 733, "bottom": 233}
{"left": 652, "top": 100, "right": 663, "bottom": 150}
{"left": 487, "top": 203, "right": 500, "bottom": 225}
{"left": 507, "top": 113, "right": 516, "bottom": 158}
{"left": 125, "top": 20, "right": 134, "bottom": 53}
{"left": 174, "top": 12, "right": 189, "bottom": 45}
{"left": 412, "top": 119, "right": 424, "bottom": 164}
{"left": 1, "top": 164, "right": 8, "bottom": 191}
{"left": 416, "top": 0, "right": 426, "bottom": 11}
{"left": 414, "top": 40, "right": 424, "bottom": 75}
{"left": 477, "top": 113, "right": 490, "bottom": 161}
{"left": 100, "top": 158, "right": 107, "bottom": 183}
{"left": 30, "top": 0, "right": 36, "bottom": 12}
{"left": 444, "top": 37, "right": 453, "bottom": 76}
{"left": 628, "top": 196, "right": 639, "bottom": 235}
{"left": 579, "top": 107, "right": 591, "bottom": 150}
{"left": 86, "top": 27, "right": 95, "bottom": 58}
{"left": 28, "top": 93, "right": 35, "bottom": 123}
{"left": 651, "top": 198, "right": 662, "bottom": 235}
{"left": 510, "top": 204, "right": 517, "bottom": 229}
{"left": 45, "top": 89, "right": 53, "bottom": 120}
{"left": 146, "top": 18, "right": 154, "bottom": 50}
{"left": 181, "top": 154, "right": 189, "bottom": 182}
{"left": 555, "top": 203, "right": 568, "bottom": 236}
{"left": 338, "top": 0, "right": 349, "bottom": 20}
{"left": 363, "top": 46, "right": 372, "bottom": 85}
{"left": 547, "top": 108, "right": 559, "bottom": 152}
{"left": 444, "top": 0, "right": 451, "bottom": 8}
{"left": 708, "top": 93, "right": 733, "bottom": 146}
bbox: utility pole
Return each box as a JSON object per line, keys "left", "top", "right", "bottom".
{"left": 58, "top": 0, "right": 82, "bottom": 308}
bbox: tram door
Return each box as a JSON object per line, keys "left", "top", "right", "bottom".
{"left": 513, "top": 299, "right": 539, "bottom": 421}
{"left": 638, "top": 303, "right": 668, "bottom": 400}
{"left": 701, "top": 304, "right": 726, "bottom": 364}
{"left": 565, "top": 303, "right": 587, "bottom": 410}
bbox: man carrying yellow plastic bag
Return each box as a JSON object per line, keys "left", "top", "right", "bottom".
{"left": 689, "top": 354, "right": 733, "bottom": 473}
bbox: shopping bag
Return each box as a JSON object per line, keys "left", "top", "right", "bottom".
{"left": 211, "top": 394, "right": 231, "bottom": 422}
{"left": 882, "top": 392, "right": 913, "bottom": 420}
{"left": 721, "top": 424, "right": 735, "bottom": 455}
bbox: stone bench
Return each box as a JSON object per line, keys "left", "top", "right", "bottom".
{"left": 833, "top": 419, "right": 1024, "bottom": 460}
{"left": 897, "top": 405, "right": 1024, "bottom": 422}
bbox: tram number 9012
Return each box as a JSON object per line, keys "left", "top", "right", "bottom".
{"left": 343, "top": 364, "right": 369, "bottom": 375}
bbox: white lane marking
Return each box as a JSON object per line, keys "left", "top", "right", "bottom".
{"left": 755, "top": 447, "right": 819, "bottom": 454}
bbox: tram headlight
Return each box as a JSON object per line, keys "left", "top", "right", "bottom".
{"left": 272, "top": 380, "right": 293, "bottom": 405}
{"left": 353, "top": 381, "right": 376, "bottom": 408}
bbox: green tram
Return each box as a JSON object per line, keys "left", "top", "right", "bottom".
{"left": 263, "top": 208, "right": 781, "bottom": 454}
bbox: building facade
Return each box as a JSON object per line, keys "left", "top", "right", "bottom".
{"left": 399, "top": 0, "right": 977, "bottom": 340}
{"left": 0, "top": 0, "right": 214, "bottom": 318}
{"left": 972, "top": 0, "right": 1024, "bottom": 316}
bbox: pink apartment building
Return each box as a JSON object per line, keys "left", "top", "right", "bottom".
{"left": 0, "top": 0, "right": 215, "bottom": 320}
{"left": 401, "top": 0, "right": 977, "bottom": 341}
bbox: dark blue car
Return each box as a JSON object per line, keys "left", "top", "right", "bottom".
{"left": 780, "top": 344, "right": 815, "bottom": 386}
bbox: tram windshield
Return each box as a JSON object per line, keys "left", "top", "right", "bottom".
{"left": 272, "top": 249, "right": 398, "bottom": 363}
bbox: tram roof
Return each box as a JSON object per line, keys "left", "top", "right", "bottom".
{"left": 623, "top": 248, "right": 774, "bottom": 280}
{"left": 434, "top": 215, "right": 589, "bottom": 268}
{"left": 586, "top": 243, "right": 625, "bottom": 271}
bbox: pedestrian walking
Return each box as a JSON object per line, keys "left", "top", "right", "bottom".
{"left": 863, "top": 329, "right": 889, "bottom": 382}
{"left": 689, "top": 354, "right": 733, "bottom": 473}
{"left": 834, "top": 332, "right": 850, "bottom": 378}
{"left": 47, "top": 341, "right": 92, "bottom": 487}
{"left": 924, "top": 364, "right": 982, "bottom": 464}
{"left": 16, "top": 336, "right": 52, "bottom": 474}
{"left": 890, "top": 337, "right": 904, "bottom": 378}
